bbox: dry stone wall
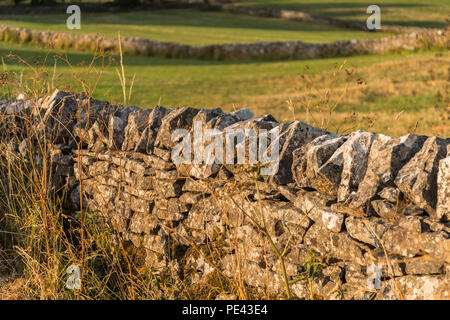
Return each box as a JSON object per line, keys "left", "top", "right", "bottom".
{"left": 0, "top": 24, "right": 447, "bottom": 61}
{"left": 1, "top": 90, "right": 449, "bottom": 300}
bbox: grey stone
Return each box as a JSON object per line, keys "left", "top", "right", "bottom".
{"left": 395, "top": 136, "right": 448, "bottom": 220}
{"left": 436, "top": 156, "right": 450, "bottom": 221}
{"left": 294, "top": 193, "right": 344, "bottom": 233}
{"left": 292, "top": 134, "right": 346, "bottom": 193}
{"left": 371, "top": 199, "right": 398, "bottom": 219}
{"left": 108, "top": 107, "right": 138, "bottom": 150}
{"left": 334, "top": 131, "right": 375, "bottom": 203}
{"left": 378, "top": 187, "right": 400, "bottom": 203}
{"left": 351, "top": 133, "right": 427, "bottom": 211}
{"left": 404, "top": 257, "right": 444, "bottom": 275}
{"left": 380, "top": 275, "right": 449, "bottom": 300}
{"left": 135, "top": 105, "right": 171, "bottom": 153}
{"left": 121, "top": 108, "right": 152, "bottom": 151}
{"left": 402, "top": 204, "right": 425, "bottom": 216}
{"left": 304, "top": 223, "right": 365, "bottom": 265}
{"left": 155, "top": 107, "right": 200, "bottom": 149}
{"left": 345, "top": 216, "right": 388, "bottom": 248}
{"left": 231, "top": 108, "right": 254, "bottom": 122}
{"left": 153, "top": 179, "right": 183, "bottom": 198}
{"left": 398, "top": 216, "right": 424, "bottom": 233}
{"left": 269, "top": 121, "right": 328, "bottom": 185}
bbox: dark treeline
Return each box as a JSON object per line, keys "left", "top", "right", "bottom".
{"left": 5, "top": 0, "right": 210, "bottom": 7}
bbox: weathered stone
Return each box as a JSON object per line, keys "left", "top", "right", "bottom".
{"left": 380, "top": 275, "right": 449, "bottom": 300}
{"left": 109, "top": 167, "right": 153, "bottom": 190}
{"left": 351, "top": 133, "right": 427, "bottom": 211}
{"left": 222, "top": 254, "right": 285, "bottom": 296}
{"left": 334, "top": 131, "right": 375, "bottom": 203}
{"left": 86, "top": 121, "right": 108, "bottom": 152}
{"left": 129, "top": 211, "right": 159, "bottom": 234}
{"left": 108, "top": 107, "right": 138, "bottom": 150}
{"left": 269, "top": 121, "right": 328, "bottom": 185}
{"left": 4, "top": 93, "right": 450, "bottom": 299}
{"left": 345, "top": 216, "right": 388, "bottom": 248}
{"left": 192, "top": 108, "right": 239, "bottom": 131}
{"left": 153, "top": 147, "right": 171, "bottom": 161}
{"left": 381, "top": 226, "right": 423, "bottom": 258}
{"left": 189, "top": 163, "right": 221, "bottom": 179}
{"left": 153, "top": 179, "right": 183, "bottom": 198}
{"left": 422, "top": 218, "right": 450, "bottom": 234}
{"left": 143, "top": 232, "right": 168, "bottom": 255}
{"left": 155, "top": 107, "right": 200, "bottom": 149}
{"left": 182, "top": 179, "right": 211, "bottom": 193}
{"left": 231, "top": 108, "right": 254, "bottom": 122}
{"left": 436, "top": 155, "right": 450, "bottom": 221}
{"left": 179, "top": 192, "right": 205, "bottom": 204}
{"left": 131, "top": 152, "right": 175, "bottom": 171}
{"left": 154, "top": 198, "right": 190, "bottom": 213}
{"left": 135, "top": 105, "right": 171, "bottom": 153}
{"left": 398, "top": 215, "right": 424, "bottom": 233}
{"left": 121, "top": 108, "right": 152, "bottom": 151}
{"left": 126, "top": 232, "right": 144, "bottom": 248}
{"left": 343, "top": 262, "right": 367, "bottom": 285}
{"left": 155, "top": 170, "right": 178, "bottom": 180}
{"left": 292, "top": 134, "right": 346, "bottom": 193}
{"left": 404, "top": 256, "right": 444, "bottom": 275}
{"left": 304, "top": 224, "right": 365, "bottom": 265}
{"left": 364, "top": 248, "right": 404, "bottom": 277}
{"left": 122, "top": 185, "right": 156, "bottom": 201}
{"left": 294, "top": 193, "right": 344, "bottom": 233}
{"left": 119, "top": 192, "right": 154, "bottom": 214}
{"left": 420, "top": 231, "right": 449, "bottom": 263}
{"left": 378, "top": 187, "right": 400, "bottom": 203}
{"left": 395, "top": 136, "right": 448, "bottom": 220}
{"left": 226, "top": 114, "right": 279, "bottom": 132}
{"left": 402, "top": 204, "right": 426, "bottom": 216}
{"left": 371, "top": 199, "right": 398, "bottom": 219}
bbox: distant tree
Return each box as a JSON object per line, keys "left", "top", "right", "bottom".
{"left": 30, "top": 0, "right": 57, "bottom": 5}
{"left": 116, "top": 0, "right": 138, "bottom": 5}
{"left": 114, "top": 0, "right": 140, "bottom": 5}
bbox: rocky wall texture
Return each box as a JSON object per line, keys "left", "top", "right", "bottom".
{"left": 0, "top": 90, "right": 449, "bottom": 299}
{"left": 0, "top": 24, "right": 447, "bottom": 61}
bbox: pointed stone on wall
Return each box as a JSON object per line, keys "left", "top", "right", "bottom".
{"left": 395, "top": 136, "right": 448, "bottom": 220}
{"left": 350, "top": 133, "right": 427, "bottom": 212}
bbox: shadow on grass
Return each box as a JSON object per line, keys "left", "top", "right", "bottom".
{"left": 240, "top": 1, "right": 448, "bottom": 29}
{"left": 0, "top": 44, "right": 282, "bottom": 68}
{"left": 0, "top": 9, "right": 364, "bottom": 33}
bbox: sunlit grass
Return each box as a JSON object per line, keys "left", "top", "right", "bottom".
{"left": 0, "top": 9, "right": 387, "bottom": 45}
{"left": 239, "top": 0, "right": 450, "bottom": 29}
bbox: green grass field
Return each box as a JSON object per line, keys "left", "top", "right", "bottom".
{"left": 0, "top": 0, "right": 448, "bottom": 302}
{"left": 239, "top": 0, "right": 450, "bottom": 29}
{"left": 1, "top": 40, "right": 448, "bottom": 138}
{"left": 0, "top": 2, "right": 448, "bottom": 137}
{"left": 0, "top": 9, "right": 388, "bottom": 45}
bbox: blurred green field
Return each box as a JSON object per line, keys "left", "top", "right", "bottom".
{"left": 0, "top": 2, "right": 448, "bottom": 137}
{"left": 239, "top": 0, "right": 450, "bottom": 29}
{"left": 1, "top": 41, "right": 448, "bottom": 138}
{"left": 0, "top": 9, "right": 390, "bottom": 45}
